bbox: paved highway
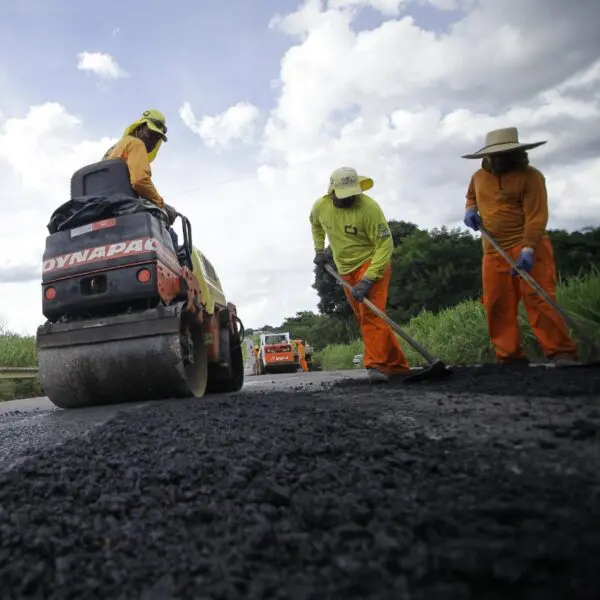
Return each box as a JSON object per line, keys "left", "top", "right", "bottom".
{"left": 0, "top": 364, "right": 599, "bottom": 599}
{"left": 0, "top": 370, "right": 362, "bottom": 473}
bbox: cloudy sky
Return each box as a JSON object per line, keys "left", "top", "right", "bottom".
{"left": 0, "top": 0, "right": 599, "bottom": 335}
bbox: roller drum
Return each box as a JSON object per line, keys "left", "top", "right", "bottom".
{"left": 36, "top": 304, "right": 200, "bottom": 409}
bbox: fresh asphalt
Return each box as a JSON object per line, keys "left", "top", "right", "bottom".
{"left": 0, "top": 370, "right": 363, "bottom": 473}
{"left": 0, "top": 364, "right": 599, "bottom": 599}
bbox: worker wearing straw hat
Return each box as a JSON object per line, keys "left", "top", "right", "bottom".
{"left": 462, "top": 127, "right": 578, "bottom": 366}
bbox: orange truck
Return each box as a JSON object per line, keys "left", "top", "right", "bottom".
{"left": 257, "top": 332, "right": 297, "bottom": 374}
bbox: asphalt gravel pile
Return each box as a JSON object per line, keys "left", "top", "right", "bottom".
{"left": 1, "top": 366, "right": 599, "bottom": 600}
{"left": 328, "top": 363, "right": 600, "bottom": 397}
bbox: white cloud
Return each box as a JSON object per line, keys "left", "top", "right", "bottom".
{"left": 1, "top": 0, "right": 600, "bottom": 336}
{"left": 258, "top": 0, "right": 600, "bottom": 229}
{"left": 421, "top": 0, "right": 465, "bottom": 10}
{"left": 0, "top": 104, "right": 119, "bottom": 335}
{"left": 327, "top": 0, "right": 409, "bottom": 16}
{"left": 76, "top": 51, "right": 128, "bottom": 79}
{"left": 0, "top": 102, "right": 116, "bottom": 199}
{"left": 180, "top": 101, "right": 260, "bottom": 149}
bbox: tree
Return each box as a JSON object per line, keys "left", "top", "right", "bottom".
{"left": 388, "top": 219, "right": 419, "bottom": 246}
{"left": 387, "top": 226, "right": 482, "bottom": 321}
{"left": 548, "top": 228, "right": 600, "bottom": 279}
{"left": 311, "top": 260, "right": 354, "bottom": 319}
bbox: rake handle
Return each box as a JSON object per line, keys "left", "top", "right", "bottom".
{"left": 479, "top": 227, "right": 598, "bottom": 352}
{"left": 324, "top": 264, "right": 438, "bottom": 365}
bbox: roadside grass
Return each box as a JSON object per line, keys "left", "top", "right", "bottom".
{"left": 317, "top": 271, "right": 600, "bottom": 370}
{"left": 316, "top": 339, "right": 364, "bottom": 371}
{"left": 0, "top": 324, "right": 41, "bottom": 402}
{"left": 0, "top": 325, "right": 37, "bottom": 367}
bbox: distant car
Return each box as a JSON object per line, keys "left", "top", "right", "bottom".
{"left": 352, "top": 354, "right": 363, "bottom": 367}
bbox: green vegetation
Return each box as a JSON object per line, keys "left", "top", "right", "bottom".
{"left": 318, "top": 339, "right": 364, "bottom": 371}
{"left": 0, "top": 378, "right": 44, "bottom": 402}
{"left": 0, "top": 324, "right": 37, "bottom": 367}
{"left": 0, "top": 323, "right": 41, "bottom": 401}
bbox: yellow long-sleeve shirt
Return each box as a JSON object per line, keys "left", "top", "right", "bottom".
{"left": 465, "top": 164, "right": 549, "bottom": 254}
{"left": 309, "top": 193, "right": 393, "bottom": 281}
{"left": 104, "top": 135, "right": 165, "bottom": 208}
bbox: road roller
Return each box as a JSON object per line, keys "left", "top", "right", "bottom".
{"left": 36, "top": 158, "right": 245, "bottom": 408}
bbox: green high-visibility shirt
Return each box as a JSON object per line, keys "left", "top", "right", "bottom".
{"left": 309, "top": 193, "right": 393, "bottom": 281}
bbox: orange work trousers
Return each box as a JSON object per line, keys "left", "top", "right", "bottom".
{"left": 481, "top": 237, "right": 578, "bottom": 362}
{"left": 341, "top": 261, "right": 409, "bottom": 375}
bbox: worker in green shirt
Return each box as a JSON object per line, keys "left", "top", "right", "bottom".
{"left": 309, "top": 167, "right": 410, "bottom": 382}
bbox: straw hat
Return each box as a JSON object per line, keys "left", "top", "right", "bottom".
{"left": 462, "top": 127, "right": 546, "bottom": 159}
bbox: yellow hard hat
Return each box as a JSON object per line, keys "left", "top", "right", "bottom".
{"left": 122, "top": 109, "right": 168, "bottom": 163}
{"left": 140, "top": 109, "right": 168, "bottom": 142}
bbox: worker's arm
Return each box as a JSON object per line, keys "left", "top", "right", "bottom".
{"left": 465, "top": 175, "right": 477, "bottom": 211}
{"left": 309, "top": 201, "right": 326, "bottom": 251}
{"left": 463, "top": 174, "right": 482, "bottom": 231}
{"left": 363, "top": 200, "right": 393, "bottom": 281}
{"left": 522, "top": 169, "right": 549, "bottom": 250}
{"left": 124, "top": 139, "right": 165, "bottom": 209}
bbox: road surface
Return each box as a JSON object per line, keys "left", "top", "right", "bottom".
{"left": 0, "top": 370, "right": 358, "bottom": 472}
{"left": 0, "top": 365, "right": 599, "bottom": 599}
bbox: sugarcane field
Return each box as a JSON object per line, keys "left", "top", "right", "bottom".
{"left": 1, "top": 1, "right": 600, "bottom": 598}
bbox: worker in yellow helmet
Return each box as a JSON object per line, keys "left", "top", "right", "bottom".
{"left": 103, "top": 109, "right": 179, "bottom": 247}
{"left": 309, "top": 166, "right": 410, "bottom": 383}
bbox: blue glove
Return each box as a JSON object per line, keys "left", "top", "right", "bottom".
{"left": 513, "top": 247, "right": 534, "bottom": 275}
{"left": 352, "top": 278, "right": 373, "bottom": 302}
{"left": 463, "top": 208, "right": 482, "bottom": 231}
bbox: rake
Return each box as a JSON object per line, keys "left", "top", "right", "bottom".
{"left": 324, "top": 264, "right": 452, "bottom": 382}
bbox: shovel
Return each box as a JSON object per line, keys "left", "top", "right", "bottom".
{"left": 479, "top": 227, "right": 600, "bottom": 368}
{"left": 324, "top": 264, "right": 452, "bottom": 382}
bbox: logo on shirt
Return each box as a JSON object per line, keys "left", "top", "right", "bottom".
{"left": 378, "top": 223, "right": 391, "bottom": 238}
{"left": 344, "top": 225, "right": 358, "bottom": 235}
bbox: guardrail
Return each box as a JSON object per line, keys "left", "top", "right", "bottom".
{"left": 0, "top": 367, "right": 39, "bottom": 380}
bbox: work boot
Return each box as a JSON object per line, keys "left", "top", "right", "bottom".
{"left": 497, "top": 356, "right": 530, "bottom": 366}
{"left": 388, "top": 367, "right": 411, "bottom": 378}
{"left": 550, "top": 353, "right": 581, "bottom": 367}
{"left": 367, "top": 368, "right": 388, "bottom": 383}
